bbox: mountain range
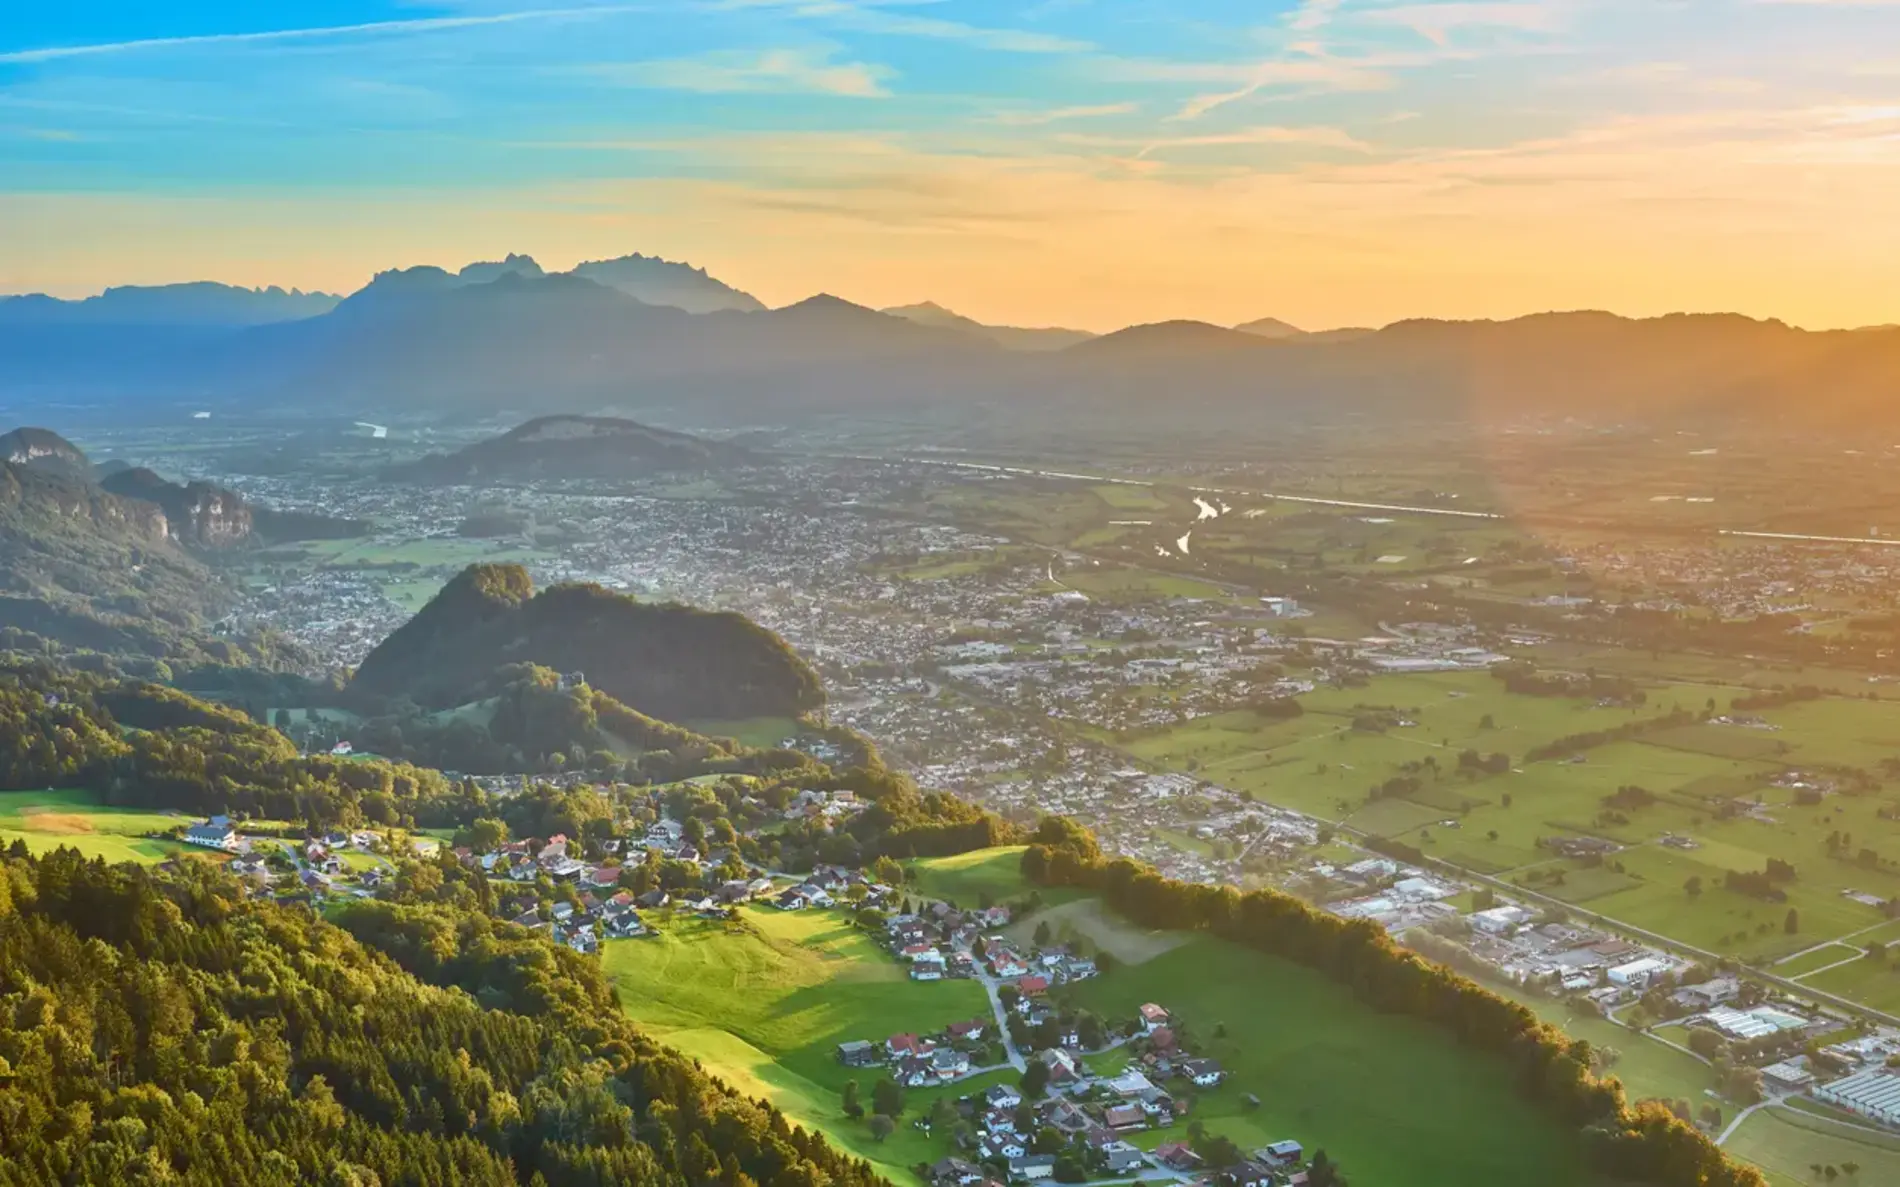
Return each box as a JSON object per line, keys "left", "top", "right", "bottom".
{"left": 8, "top": 253, "right": 1900, "bottom": 435}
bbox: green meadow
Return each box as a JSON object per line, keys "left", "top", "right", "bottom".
{"left": 0, "top": 788, "right": 191, "bottom": 864}
{"left": 1062, "top": 933, "right": 1589, "bottom": 1187}
{"left": 603, "top": 906, "right": 1000, "bottom": 1182}
{"left": 1100, "top": 668, "right": 1900, "bottom": 976}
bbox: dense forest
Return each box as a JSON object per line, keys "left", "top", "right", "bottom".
{"left": 0, "top": 848, "right": 888, "bottom": 1186}
{"left": 1020, "top": 820, "right": 1766, "bottom": 1187}
{"left": 0, "top": 661, "right": 1015, "bottom": 869}
{"left": 351, "top": 564, "right": 825, "bottom": 722}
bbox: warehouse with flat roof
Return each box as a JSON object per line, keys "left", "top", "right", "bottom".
{"left": 1815, "top": 1068, "right": 1900, "bottom": 1127}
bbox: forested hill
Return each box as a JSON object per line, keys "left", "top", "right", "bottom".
{"left": 351, "top": 564, "right": 825, "bottom": 721}
{"left": 0, "top": 848, "right": 887, "bottom": 1187}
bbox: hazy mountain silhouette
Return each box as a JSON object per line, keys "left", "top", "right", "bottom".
{"left": 1233, "top": 315, "right": 1307, "bottom": 339}
{"left": 0, "top": 282, "right": 338, "bottom": 326}
{"left": 883, "top": 301, "right": 1094, "bottom": 351}
{"left": 9, "top": 255, "right": 1900, "bottom": 436}
{"left": 391, "top": 414, "right": 761, "bottom": 483}
{"left": 572, "top": 252, "right": 764, "bottom": 313}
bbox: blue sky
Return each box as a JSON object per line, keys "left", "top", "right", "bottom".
{"left": 4, "top": 1, "right": 1899, "bottom": 329}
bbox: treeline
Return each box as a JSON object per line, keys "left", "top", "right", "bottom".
{"left": 1494, "top": 663, "right": 1644, "bottom": 703}
{"left": 1729, "top": 686, "right": 1823, "bottom": 713}
{"left": 0, "top": 847, "right": 888, "bottom": 1187}
{"left": 1019, "top": 820, "right": 1765, "bottom": 1187}
{"left": 1524, "top": 709, "right": 1699, "bottom": 763}
{"left": 0, "top": 662, "right": 483, "bottom": 829}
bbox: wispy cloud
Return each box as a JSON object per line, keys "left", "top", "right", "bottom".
{"left": 806, "top": 3, "right": 1094, "bottom": 53}
{"left": 0, "top": 7, "right": 643, "bottom": 65}
{"left": 1155, "top": 55, "right": 1396, "bottom": 120}
{"left": 1356, "top": 2, "right": 1569, "bottom": 47}
{"left": 1288, "top": 0, "right": 1345, "bottom": 31}
{"left": 591, "top": 48, "right": 892, "bottom": 96}
{"left": 990, "top": 102, "right": 1137, "bottom": 126}
{"left": 1133, "top": 124, "right": 1376, "bottom": 156}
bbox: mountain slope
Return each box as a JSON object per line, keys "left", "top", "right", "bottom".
{"left": 0, "top": 847, "right": 887, "bottom": 1187}
{"left": 100, "top": 466, "right": 368, "bottom": 547}
{"left": 392, "top": 414, "right": 760, "bottom": 483}
{"left": 0, "top": 426, "right": 92, "bottom": 480}
{"left": 0, "top": 461, "right": 237, "bottom": 659}
{"left": 351, "top": 563, "right": 825, "bottom": 720}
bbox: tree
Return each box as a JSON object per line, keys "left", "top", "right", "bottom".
{"left": 867, "top": 1115, "right": 894, "bottom": 1143}
{"left": 1033, "top": 920, "right": 1052, "bottom": 947}
{"left": 841, "top": 1079, "right": 862, "bottom": 1120}
{"left": 929, "top": 1097, "right": 958, "bottom": 1131}
{"left": 1786, "top": 908, "right": 1800, "bottom": 935}
{"left": 973, "top": 935, "right": 988, "bottom": 960}
{"left": 1022, "top": 1061, "right": 1051, "bottom": 1099}
{"left": 1685, "top": 875, "right": 1703, "bottom": 899}
{"left": 871, "top": 1077, "right": 904, "bottom": 1118}
{"left": 1309, "top": 1149, "right": 1348, "bottom": 1187}
{"left": 1842, "top": 1162, "right": 1860, "bottom": 1178}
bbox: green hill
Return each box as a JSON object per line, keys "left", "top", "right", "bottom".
{"left": 351, "top": 563, "right": 824, "bottom": 722}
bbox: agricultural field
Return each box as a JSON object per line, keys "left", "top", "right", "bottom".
{"left": 1100, "top": 666, "right": 1900, "bottom": 977}
{"left": 1723, "top": 1102, "right": 1900, "bottom": 1187}
{"left": 603, "top": 906, "right": 1001, "bottom": 1182}
{"left": 1062, "top": 933, "right": 1591, "bottom": 1186}
{"left": 0, "top": 789, "right": 192, "bottom": 864}
{"left": 904, "top": 846, "right": 1057, "bottom": 908}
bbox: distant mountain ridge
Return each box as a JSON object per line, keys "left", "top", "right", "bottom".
{"left": 391, "top": 414, "right": 761, "bottom": 484}
{"left": 0, "top": 282, "right": 339, "bottom": 326}
{"left": 882, "top": 301, "right": 1094, "bottom": 351}
{"left": 9, "top": 253, "right": 1900, "bottom": 436}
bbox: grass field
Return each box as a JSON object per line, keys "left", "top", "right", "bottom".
{"left": 905, "top": 846, "right": 1047, "bottom": 907}
{"left": 1063, "top": 933, "right": 1589, "bottom": 1186}
{"left": 1724, "top": 1103, "right": 1900, "bottom": 1187}
{"left": 0, "top": 788, "right": 192, "bottom": 864}
{"left": 605, "top": 906, "right": 999, "bottom": 1181}
{"left": 1093, "top": 666, "right": 1900, "bottom": 981}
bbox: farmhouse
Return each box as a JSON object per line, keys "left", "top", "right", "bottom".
{"left": 929, "top": 1156, "right": 986, "bottom": 1187}
{"left": 1182, "top": 1057, "right": 1224, "bottom": 1087}
{"left": 1139, "top": 1002, "right": 1171, "bottom": 1031}
{"left": 1007, "top": 1154, "right": 1055, "bottom": 1181}
{"left": 1259, "top": 1139, "right": 1304, "bottom": 1166}
{"left": 183, "top": 816, "right": 238, "bottom": 850}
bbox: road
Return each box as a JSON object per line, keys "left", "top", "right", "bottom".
{"left": 837, "top": 451, "right": 1900, "bottom": 548}
{"left": 977, "top": 973, "right": 1029, "bottom": 1073}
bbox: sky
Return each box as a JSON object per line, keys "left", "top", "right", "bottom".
{"left": 3, "top": 0, "right": 1899, "bottom": 331}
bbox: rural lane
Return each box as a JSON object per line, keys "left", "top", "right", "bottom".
{"left": 978, "top": 974, "right": 1029, "bottom": 1073}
